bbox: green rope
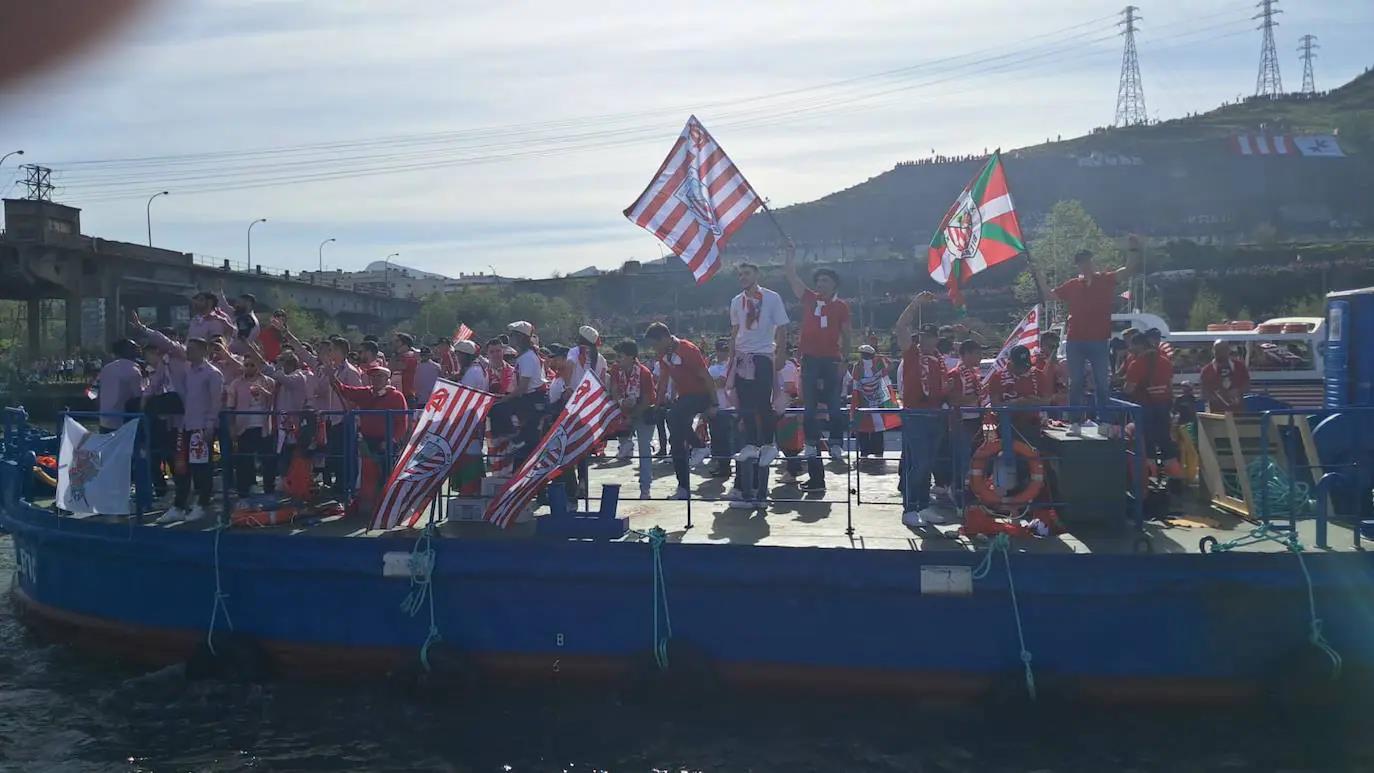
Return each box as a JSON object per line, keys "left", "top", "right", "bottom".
{"left": 632, "top": 526, "right": 673, "bottom": 670}
{"left": 207, "top": 523, "right": 234, "bottom": 656}
{"left": 400, "top": 522, "right": 441, "bottom": 672}
{"left": 1247, "top": 458, "right": 1315, "bottom": 519}
{"left": 1207, "top": 524, "right": 1342, "bottom": 679}
{"left": 972, "top": 533, "right": 1036, "bottom": 700}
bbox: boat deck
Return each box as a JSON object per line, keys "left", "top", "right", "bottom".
{"left": 38, "top": 448, "right": 1365, "bottom": 557}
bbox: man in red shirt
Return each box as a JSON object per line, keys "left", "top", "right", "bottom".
{"left": 1123, "top": 334, "right": 1177, "bottom": 470}
{"left": 944, "top": 339, "right": 986, "bottom": 507}
{"left": 894, "top": 292, "right": 946, "bottom": 526}
{"left": 393, "top": 332, "right": 421, "bottom": 407}
{"left": 1033, "top": 237, "right": 1139, "bottom": 435}
{"left": 1034, "top": 330, "right": 1069, "bottom": 408}
{"left": 783, "top": 242, "right": 852, "bottom": 462}
{"left": 987, "top": 344, "right": 1044, "bottom": 433}
{"left": 612, "top": 339, "right": 657, "bottom": 499}
{"left": 645, "top": 322, "right": 717, "bottom": 500}
{"left": 1199, "top": 339, "right": 1249, "bottom": 413}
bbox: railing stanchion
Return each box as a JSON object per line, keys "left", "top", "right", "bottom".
{"left": 218, "top": 412, "right": 234, "bottom": 522}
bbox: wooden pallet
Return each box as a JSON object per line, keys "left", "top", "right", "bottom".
{"left": 1195, "top": 411, "right": 1323, "bottom": 519}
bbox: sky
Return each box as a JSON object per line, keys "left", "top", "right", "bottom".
{"left": 2, "top": 0, "right": 1371, "bottom": 280}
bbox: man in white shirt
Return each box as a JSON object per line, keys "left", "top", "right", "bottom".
{"left": 728, "top": 261, "right": 789, "bottom": 470}
{"left": 493, "top": 320, "right": 549, "bottom": 469}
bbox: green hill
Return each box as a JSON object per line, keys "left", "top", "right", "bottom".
{"left": 730, "top": 69, "right": 1374, "bottom": 258}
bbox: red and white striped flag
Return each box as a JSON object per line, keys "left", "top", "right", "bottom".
{"left": 624, "top": 116, "right": 763, "bottom": 285}
{"left": 452, "top": 323, "right": 474, "bottom": 344}
{"left": 484, "top": 370, "right": 624, "bottom": 528}
{"left": 985, "top": 304, "right": 1041, "bottom": 383}
{"left": 372, "top": 379, "right": 495, "bottom": 530}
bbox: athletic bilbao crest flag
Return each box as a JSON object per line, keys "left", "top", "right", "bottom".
{"left": 927, "top": 152, "right": 1026, "bottom": 309}
{"left": 56, "top": 416, "right": 139, "bottom": 515}
{"left": 985, "top": 304, "right": 1041, "bottom": 384}
{"left": 372, "top": 379, "right": 495, "bottom": 530}
{"left": 485, "top": 371, "right": 624, "bottom": 528}
{"left": 624, "top": 116, "right": 763, "bottom": 285}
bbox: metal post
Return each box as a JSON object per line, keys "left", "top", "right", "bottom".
{"left": 845, "top": 420, "right": 854, "bottom": 537}
{"left": 145, "top": 191, "right": 169, "bottom": 247}
{"left": 1259, "top": 412, "right": 1271, "bottom": 527}
{"left": 135, "top": 414, "right": 153, "bottom": 520}
{"left": 1130, "top": 403, "right": 1147, "bottom": 528}
{"left": 344, "top": 412, "right": 357, "bottom": 499}
{"left": 219, "top": 412, "right": 234, "bottom": 522}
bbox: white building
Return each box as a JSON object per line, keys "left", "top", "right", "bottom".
{"left": 300, "top": 261, "right": 516, "bottom": 299}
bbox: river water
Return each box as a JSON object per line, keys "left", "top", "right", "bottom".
{"left": 0, "top": 534, "right": 1366, "bottom": 772}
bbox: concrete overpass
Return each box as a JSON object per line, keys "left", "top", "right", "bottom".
{"left": 1, "top": 198, "right": 420, "bottom": 356}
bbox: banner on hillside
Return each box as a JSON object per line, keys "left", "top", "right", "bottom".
{"left": 57, "top": 417, "right": 139, "bottom": 515}
{"left": 372, "top": 379, "right": 495, "bottom": 530}
{"left": 485, "top": 371, "right": 624, "bottom": 528}
{"left": 927, "top": 152, "right": 1027, "bottom": 309}
{"left": 624, "top": 116, "right": 763, "bottom": 285}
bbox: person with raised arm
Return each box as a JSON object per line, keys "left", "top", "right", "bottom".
{"left": 315, "top": 337, "right": 364, "bottom": 487}
{"left": 782, "top": 242, "right": 852, "bottom": 462}
{"left": 225, "top": 351, "right": 276, "bottom": 497}
{"left": 1032, "top": 236, "right": 1141, "bottom": 436}
{"left": 894, "top": 291, "right": 946, "bottom": 527}
{"left": 154, "top": 336, "right": 222, "bottom": 524}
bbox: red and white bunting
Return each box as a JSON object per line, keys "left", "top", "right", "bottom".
{"left": 484, "top": 371, "right": 624, "bottom": 528}
{"left": 452, "top": 323, "right": 474, "bottom": 344}
{"left": 985, "top": 305, "right": 1041, "bottom": 383}
{"left": 624, "top": 116, "right": 763, "bottom": 285}
{"left": 372, "top": 379, "right": 495, "bottom": 530}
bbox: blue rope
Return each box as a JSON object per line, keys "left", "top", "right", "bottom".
{"left": 207, "top": 523, "right": 234, "bottom": 656}
{"left": 972, "top": 533, "right": 1036, "bottom": 700}
{"left": 400, "top": 522, "right": 441, "bottom": 672}
{"left": 1208, "top": 524, "right": 1342, "bottom": 679}
{"left": 633, "top": 526, "right": 673, "bottom": 670}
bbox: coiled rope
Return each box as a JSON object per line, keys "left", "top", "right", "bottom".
{"left": 972, "top": 533, "right": 1036, "bottom": 700}
{"left": 400, "top": 522, "right": 441, "bottom": 672}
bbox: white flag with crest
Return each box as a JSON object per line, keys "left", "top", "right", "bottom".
{"left": 56, "top": 416, "right": 139, "bottom": 515}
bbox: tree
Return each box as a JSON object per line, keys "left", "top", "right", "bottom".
{"left": 1014, "top": 200, "right": 1119, "bottom": 302}
{"left": 411, "top": 286, "right": 583, "bottom": 345}
{"left": 272, "top": 297, "right": 328, "bottom": 344}
{"left": 1278, "top": 293, "right": 1325, "bottom": 317}
{"left": 1187, "top": 287, "right": 1226, "bottom": 329}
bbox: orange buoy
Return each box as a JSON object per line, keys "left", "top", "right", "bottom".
{"left": 969, "top": 439, "right": 1044, "bottom": 507}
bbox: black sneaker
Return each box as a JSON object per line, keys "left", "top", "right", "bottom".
{"left": 801, "top": 479, "right": 826, "bottom": 493}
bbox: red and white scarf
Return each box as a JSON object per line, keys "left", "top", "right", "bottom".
{"left": 742, "top": 287, "right": 763, "bottom": 329}
{"left": 615, "top": 360, "right": 643, "bottom": 404}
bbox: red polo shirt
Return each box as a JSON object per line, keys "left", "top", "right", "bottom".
{"left": 798, "top": 289, "right": 850, "bottom": 358}
{"left": 658, "top": 338, "right": 711, "bottom": 397}
{"left": 901, "top": 346, "right": 945, "bottom": 409}
{"left": 1125, "top": 351, "right": 1174, "bottom": 404}
{"left": 1053, "top": 273, "right": 1117, "bottom": 342}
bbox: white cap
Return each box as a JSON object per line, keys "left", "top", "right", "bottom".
{"left": 858, "top": 344, "right": 876, "bottom": 355}
{"left": 507, "top": 320, "right": 534, "bottom": 337}
{"left": 578, "top": 325, "right": 600, "bottom": 344}
{"left": 454, "top": 340, "right": 479, "bottom": 355}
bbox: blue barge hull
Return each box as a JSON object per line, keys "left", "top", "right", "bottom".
{"left": 5, "top": 504, "right": 1373, "bottom": 704}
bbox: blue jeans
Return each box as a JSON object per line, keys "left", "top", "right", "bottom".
{"left": 801, "top": 355, "right": 845, "bottom": 445}
{"left": 1065, "top": 339, "right": 1112, "bottom": 421}
{"left": 900, "top": 413, "right": 943, "bottom": 511}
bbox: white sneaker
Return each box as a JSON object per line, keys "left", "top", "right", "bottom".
{"left": 671, "top": 487, "right": 691, "bottom": 500}
{"left": 155, "top": 507, "right": 187, "bottom": 525}
{"left": 828, "top": 443, "right": 846, "bottom": 462}
{"left": 757, "top": 444, "right": 779, "bottom": 467}
{"left": 726, "top": 488, "right": 746, "bottom": 501}
{"left": 803, "top": 443, "right": 818, "bottom": 459}
{"left": 690, "top": 446, "right": 711, "bottom": 466}
{"left": 735, "top": 444, "right": 759, "bottom": 462}
{"left": 1067, "top": 423, "right": 1082, "bottom": 437}
{"left": 186, "top": 505, "right": 208, "bottom": 523}
{"left": 919, "top": 507, "right": 947, "bottom": 525}
{"left": 617, "top": 441, "right": 634, "bottom": 460}
{"left": 902, "top": 510, "right": 927, "bottom": 528}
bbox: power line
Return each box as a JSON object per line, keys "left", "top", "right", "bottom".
{"left": 1298, "top": 33, "right": 1319, "bottom": 94}
{"left": 1254, "top": 0, "right": 1284, "bottom": 97}
{"left": 1115, "top": 6, "right": 1147, "bottom": 126}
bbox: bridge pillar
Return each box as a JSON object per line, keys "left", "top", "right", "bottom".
{"left": 26, "top": 298, "right": 40, "bottom": 358}
{"left": 65, "top": 294, "right": 82, "bottom": 354}
{"left": 104, "top": 291, "right": 122, "bottom": 349}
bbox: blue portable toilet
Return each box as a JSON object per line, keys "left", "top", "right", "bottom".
{"left": 1315, "top": 287, "right": 1374, "bottom": 527}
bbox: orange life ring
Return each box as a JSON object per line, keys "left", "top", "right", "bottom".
{"left": 969, "top": 439, "right": 1044, "bottom": 507}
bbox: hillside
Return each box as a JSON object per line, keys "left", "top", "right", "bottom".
{"left": 729, "top": 69, "right": 1374, "bottom": 259}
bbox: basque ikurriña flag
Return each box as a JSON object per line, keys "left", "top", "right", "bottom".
{"left": 372, "top": 379, "right": 495, "bottom": 530}
{"left": 927, "top": 152, "right": 1027, "bottom": 309}
{"left": 484, "top": 371, "right": 624, "bottom": 528}
{"left": 624, "top": 116, "right": 763, "bottom": 285}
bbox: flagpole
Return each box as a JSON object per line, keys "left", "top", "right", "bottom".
{"left": 993, "top": 149, "right": 1050, "bottom": 317}
{"left": 758, "top": 200, "right": 791, "bottom": 244}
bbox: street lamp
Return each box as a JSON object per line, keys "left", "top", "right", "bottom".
{"left": 318, "top": 237, "right": 336, "bottom": 272}
{"left": 146, "top": 190, "right": 169, "bottom": 247}
{"left": 246, "top": 218, "right": 267, "bottom": 267}
{"left": 0, "top": 149, "right": 23, "bottom": 169}
{"left": 383, "top": 252, "right": 400, "bottom": 295}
